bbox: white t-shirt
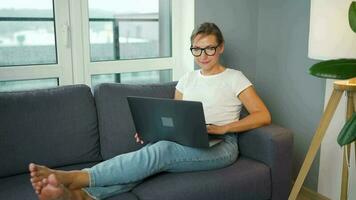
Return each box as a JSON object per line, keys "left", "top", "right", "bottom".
{"left": 176, "top": 68, "right": 252, "bottom": 126}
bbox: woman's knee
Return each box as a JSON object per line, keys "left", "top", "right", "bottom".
{"left": 150, "top": 140, "right": 179, "bottom": 156}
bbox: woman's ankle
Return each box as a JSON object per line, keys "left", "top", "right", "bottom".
{"left": 67, "top": 171, "right": 90, "bottom": 190}
{"left": 72, "top": 189, "right": 94, "bottom": 200}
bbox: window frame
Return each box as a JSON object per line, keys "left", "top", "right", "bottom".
{"left": 0, "top": 0, "right": 73, "bottom": 85}
{"left": 0, "top": 0, "right": 194, "bottom": 89}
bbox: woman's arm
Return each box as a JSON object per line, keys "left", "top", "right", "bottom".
{"left": 174, "top": 89, "right": 183, "bottom": 100}
{"left": 208, "top": 86, "right": 271, "bottom": 135}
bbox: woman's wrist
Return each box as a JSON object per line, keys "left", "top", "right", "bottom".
{"left": 224, "top": 124, "right": 232, "bottom": 134}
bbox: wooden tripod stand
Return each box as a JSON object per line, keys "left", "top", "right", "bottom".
{"left": 289, "top": 79, "right": 356, "bottom": 200}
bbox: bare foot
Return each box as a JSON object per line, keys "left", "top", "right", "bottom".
{"left": 29, "top": 163, "right": 48, "bottom": 194}
{"left": 39, "top": 174, "right": 92, "bottom": 200}
{"left": 29, "top": 163, "right": 89, "bottom": 194}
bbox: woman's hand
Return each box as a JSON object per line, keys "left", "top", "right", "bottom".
{"left": 207, "top": 124, "right": 229, "bottom": 135}
{"left": 134, "top": 133, "right": 144, "bottom": 144}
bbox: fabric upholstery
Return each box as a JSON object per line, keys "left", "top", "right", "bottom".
{"left": 0, "top": 82, "right": 293, "bottom": 200}
{"left": 0, "top": 85, "right": 101, "bottom": 178}
{"left": 239, "top": 124, "right": 293, "bottom": 200}
{"left": 0, "top": 162, "right": 139, "bottom": 200}
{"left": 94, "top": 83, "right": 176, "bottom": 160}
{"left": 132, "top": 157, "right": 271, "bottom": 200}
{"left": 105, "top": 193, "right": 138, "bottom": 200}
{"left": 0, "top": 163, "right": 97, "bottom": 200}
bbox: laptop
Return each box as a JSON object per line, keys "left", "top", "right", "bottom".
{"left": 127, "top": 96, "right": 222, "bottom": 148}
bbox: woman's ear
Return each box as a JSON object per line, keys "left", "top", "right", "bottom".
{"left": 218, "top": 42, "right": 225, "bottom": 54}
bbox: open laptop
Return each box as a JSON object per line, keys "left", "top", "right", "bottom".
{"left": 127, "top": 96, "right": 222, "bottom": 148}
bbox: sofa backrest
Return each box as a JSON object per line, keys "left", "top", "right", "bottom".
{"left": 94, "top": 82, "right": 176, "bottom": 160}
{"left": 0, "top": 85, "right": 101, "bottom": 178}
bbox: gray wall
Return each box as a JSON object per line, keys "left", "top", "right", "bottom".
{"left": 255, "top": 0, "right": 325, "bottom": 190}
{"left": 194, "top": 0, "right": 259, "bottom": 83}
{"left": 195, "top": 0, "right": 325, "bottom": 191}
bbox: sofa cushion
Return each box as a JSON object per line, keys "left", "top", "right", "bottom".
{"left": 0, "top": 163, "right": 97, "bottom": 200}
{"left": 0, "top": 85, "right": 101, "bottom": 178}
{"left": 94, "top": 82, "right": 176, "bottom": 160}
{"left": 0, "top": 162, "right": 138, "bottom": 200}
{"left": 105, "top": 193, "right": 138, "bottom": 200}
{"left": 132, "top": 157, "right": 271, "bottom": 200}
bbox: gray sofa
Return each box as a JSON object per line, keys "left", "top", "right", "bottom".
{"left": 0, "top": 83, "right": 293, "bottom": 200}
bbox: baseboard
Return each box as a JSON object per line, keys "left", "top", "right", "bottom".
{"left": 299, "top": 185, "right": 330, "bottom": 200}
{"left": 291, "top": 180, "right": 331, "bottom": 200}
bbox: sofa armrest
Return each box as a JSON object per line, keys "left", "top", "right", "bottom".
{"left": 238, "top": 124, "right": 293, "bottom": 200}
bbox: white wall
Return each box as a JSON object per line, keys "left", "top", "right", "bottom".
{"left": 318, "top": 80, "right": 356, "bottom": 200}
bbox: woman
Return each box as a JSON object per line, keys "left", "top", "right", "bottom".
{"left": 29, "top": 22, "right": 271, "bottom": 200}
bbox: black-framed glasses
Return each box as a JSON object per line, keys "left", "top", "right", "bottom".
{"left": 190, "top": 44, "right": 220, "bottom": 57}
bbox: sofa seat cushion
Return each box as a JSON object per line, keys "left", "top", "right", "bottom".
{"left": 105, "top": 193, "right": 139, "bottom": 200}
{"left": 131, "top": 157, "right": 271, "bottom": 200}
{"left": 0, "top": 162, "right": 138, "bottom": 200}
{"left": 0, "top": 172, "right": 37, "bottom": 200}
{"left": 0, "top": 162, "right": 96, "bottom": 200}
{"left": 0, "top": 85, "right": 101, "bottom": 178}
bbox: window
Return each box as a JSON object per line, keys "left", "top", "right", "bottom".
{"left": 91, "top": 69, "right": 172, "bottom": 88}
{"left": 0, "top": 78, "right": 58, "bottom": 92}
{"left": 0, "top": 0, "right": 57, "bottom": 66}
{"left": 0, "top": 0, "right": 194, "bottom": 91}
{"left": 88, "top": 0, "right": 171, "bottom": 61}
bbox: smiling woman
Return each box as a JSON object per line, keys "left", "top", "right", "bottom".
{"left": 27, "top": 22, "right": 272, "bottom": 200}
{"left": 189, "top": 23, "right": 225, "bottom": 76}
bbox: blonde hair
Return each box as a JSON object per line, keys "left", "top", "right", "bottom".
{"left": 190, "top": 22, "right": 224, "bottom": 46}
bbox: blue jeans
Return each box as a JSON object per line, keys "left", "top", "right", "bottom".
{"left": 83, "top": 134, "right": 238, "bottom": 200}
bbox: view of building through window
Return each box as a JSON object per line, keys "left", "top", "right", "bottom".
{"left": 88, "top": 0, "right": 171, "bottom": 61}
{"left": 91, "top": 69, "right": 172, "bottom": 88}
{"left": 0, "top": 0, "right": 173, "bottom": 92}
{"left": 0, "top": 78, "right": 58, "bottom": 92}
{"left": 0, "top": 0, "right": 56, "bottom": 66}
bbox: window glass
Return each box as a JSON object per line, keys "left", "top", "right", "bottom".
{"left": 91, "top": 69, "right": 172, "bottom": 87}
{"left": 88, "top": 0, "right": 171, "bottom": 61}
{"left": 0, "top": 78, "right": 58, "bottom": 92}
{"left": 0, "top": 0, "right": 57, "bottom": 67}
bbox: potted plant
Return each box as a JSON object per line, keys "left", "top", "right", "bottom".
{"left": 309, "top": 2, "right": 356, "bottom": 146}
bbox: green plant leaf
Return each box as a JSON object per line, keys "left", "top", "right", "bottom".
{"left": 337, "top": 112, "right": 356, "bottom": 146}
{"left": 309, "top": 59, "right": 356, "bottom": 79}
{"left": 350, "top": 2, "right": 356, "bottom": 33}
